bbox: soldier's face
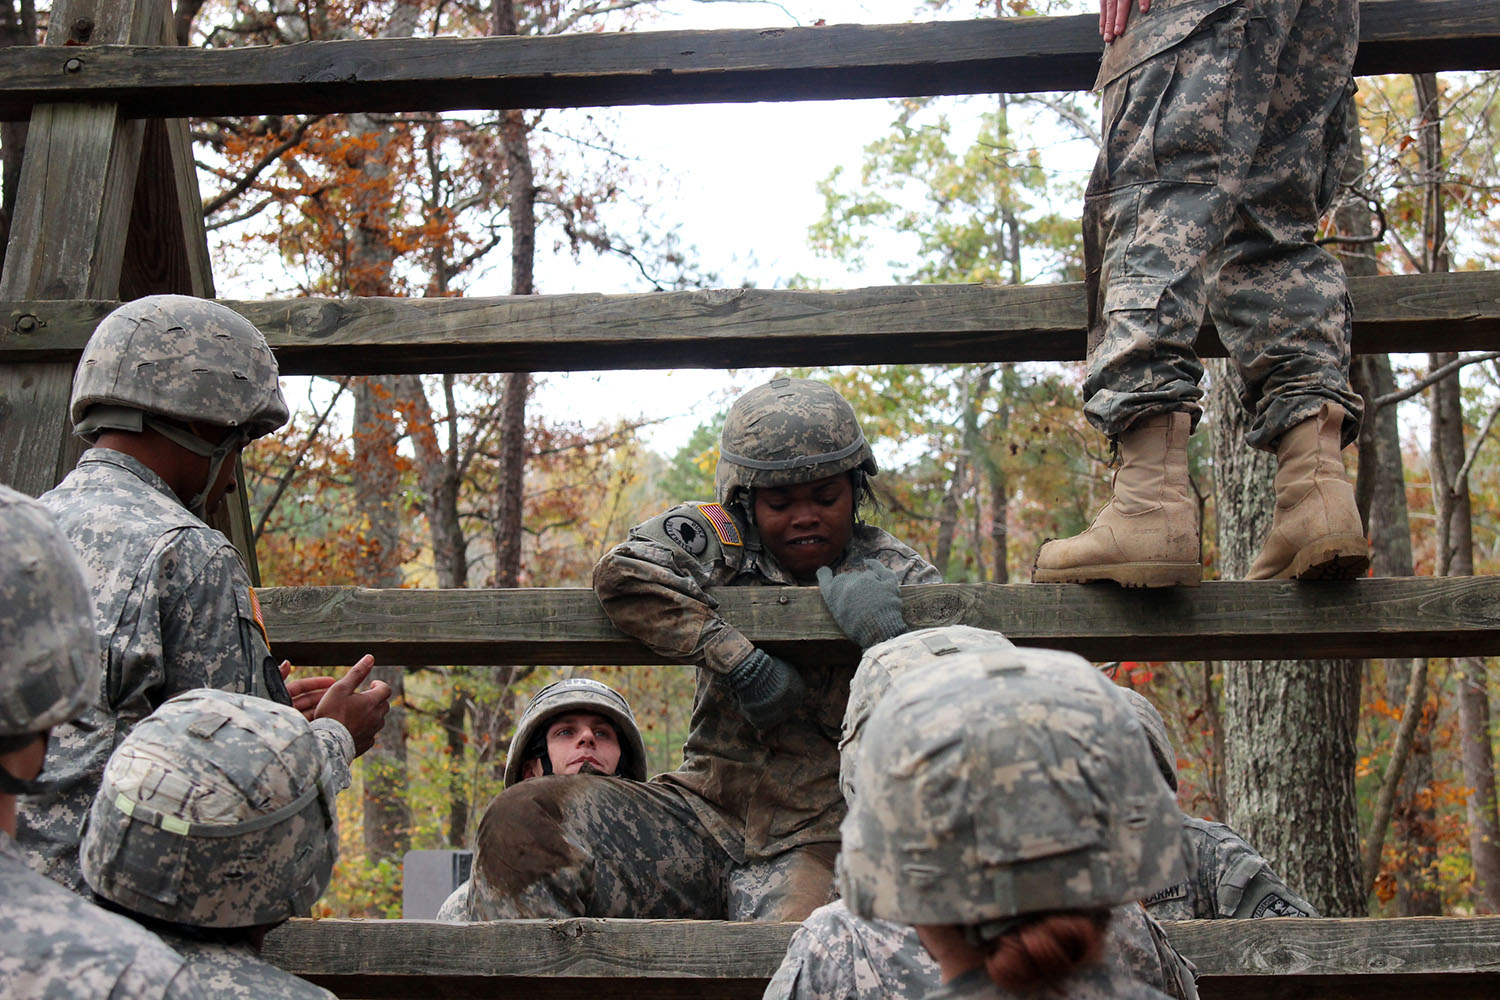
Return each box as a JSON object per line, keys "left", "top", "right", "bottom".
{"left": 753, "top": 473, "right": 855, "bottom": 580}
{"left": 539, "top": 712, "right": 621, "bottom": 777}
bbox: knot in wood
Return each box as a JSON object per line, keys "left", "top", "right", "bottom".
{"left": 690, "top": 288, "right": 746, "bottom": 313}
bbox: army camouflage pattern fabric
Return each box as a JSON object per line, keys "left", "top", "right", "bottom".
{"left": 81, "top": 690, "right": 338, "bottom": 928}
{"left": 463, "top": 502, "right": 937, "bottom": 922}
{"left": 1143, "top": 817, "right": 1318, "bottom": 919}
{"left": 465, "top": 770, "right": 841, "bottom": 922}
{"left": 435, "top": 880, "right": 469, "bottom": 921}
{"left": 839, "top": 625, "right": 1014, "bottom": 805}
{"left": 925, "top": 961, "right": 1172, "bottom": 1000}
{"left": 764, "top": 899, "right": 1198, "bottom": 1000}
{"left": 839, "top": 640, "right": 1185, "bottom": 925}
{"left": 0, "top": 829, "right": 206, "bottom": 999}
{"left": 156, "top": 931, "right": 334, "bottom": 1000}
{"left": 0, "top": 485, "right": 98, "bottom": 742}
{"left": 19, "top": 449, "right": 353, "bottom": 893}
{"left": 1082, "top": 0, "right": 1363, "bottom": 451}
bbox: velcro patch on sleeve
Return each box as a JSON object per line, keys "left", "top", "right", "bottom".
{"left": 698, "top": 503, "right": 743, "bottom": 546}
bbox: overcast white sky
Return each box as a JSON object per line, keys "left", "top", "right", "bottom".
{"left": 214, "top": 0, "right": 1087, "bottom": 454}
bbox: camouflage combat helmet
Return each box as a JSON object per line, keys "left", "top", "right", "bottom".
{"left": 80, "top": 689, "right": 337, "bottom": 928}
{"left": 714, "top": 377, "right": 877, "bottom": 512}
{"left": 70, "top": 294, "right": 290, "bottom": 516}
{"left": 1117, "top": 687, "right": 1179, "bottom": 792}
{"left": 838, "top": 634, "right": 1184, "bottom": 928}
{"left": 839, "top": 625, "right": 1014, "bottom": 805}
{"left": 0, "top": 486, "right": 99, "bottom": 791}
{"left": 504, "top": 677, "right": 647, "bottom": 787}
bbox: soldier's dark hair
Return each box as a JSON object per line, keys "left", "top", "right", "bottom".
{"left": 982, "top": 909, "right": 1111, "bottom": 992}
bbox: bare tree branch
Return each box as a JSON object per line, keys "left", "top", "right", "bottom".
{"left": 1456, "top": 395, "right": 1500, "bottom": 484}
{"left": 1373, "top": 352, "right": 1500, "bottom": 410}
{"left": 1362, "top": 659, "right": 1430, "bottom": 896}
{"left": 253, "top": 378, "right": 350, "bottom": 541}
{"left": 202, "top": 115, "right": 324, "bottom": 218}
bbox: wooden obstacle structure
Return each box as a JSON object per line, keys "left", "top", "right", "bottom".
{"left": 3, "top": 0, "right": 1500, "bottom": 995}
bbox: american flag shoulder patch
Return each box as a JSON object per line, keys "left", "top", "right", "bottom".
{"left": 697, "top": 503, "right": 743, "bottom": 546}
{"left": 248, "top": 587, "right": 271, "bottom": 647}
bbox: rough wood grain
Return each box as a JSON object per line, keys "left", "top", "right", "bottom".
{"left": 261, "top": 916, "right": 1500, "bottom": 1000}
{"left": 0, "top": 0, "right": 163, "bottom": 495}
{"left": 256, "top": 576, "right": 1500, "bottom": 666}
{"left": 0, "top": 2, "right": 1493, "bottom": 119}
{"left": 1, "top": 270, "right": 1495, "bottom": 374}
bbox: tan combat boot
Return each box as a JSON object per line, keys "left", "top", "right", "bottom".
{"left": 1032, "top": 411, "right": 1201, "bottom": 587}
{"left": 1247, "top": 401, "right": 1369, "bottom": 580}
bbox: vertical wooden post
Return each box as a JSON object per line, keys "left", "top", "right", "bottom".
{"left": 0, "top": 0, "right": 258, "bottom": 577}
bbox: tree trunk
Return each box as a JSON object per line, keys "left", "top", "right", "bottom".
{"left": 1333, "top": 95, "right": 1440, "bottom": 914}
{"left": 343, "top": 0, "right": 417, "bottom": 862}
{"left": 1356, "top": 349, "right": 1439, "bottom": 914}
{"left": 1210, "top": 362, "right": 1364, "bottom": 917}
{"left": 1415, "top": 70, "right": 1500, "bottom": 913}
{"left": 352, "top": 376, "right": 411, "bottom": 866}
{"left": 986, "top": 456, "right": 1008, "bottom": 584}
{"left": 491, "top": 0, "right": 534, "bottom": 590}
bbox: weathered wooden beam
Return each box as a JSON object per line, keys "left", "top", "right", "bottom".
{"left": 0, "top": 0, "right": 165, "bottom": 496}
{"left": 257, "top": 576, "right": 1500, "bottom": 667}
{"left": 261, "top": 916, "right": 1500, "bottom": 1000}
{"left": 2, "top": 270, "right": 1496, "bottom": 375}
{"left": 0, "top": 2, "right": 1493, "bottom": 120}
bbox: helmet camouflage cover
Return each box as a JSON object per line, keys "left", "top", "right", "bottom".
{"left": 1117, "top": 686, "right": 1179, "bottom": 792}
{"left": 0, "top": 485, "right": 99, "bottom": 741}
{"left": 80, "top": 689, "right": 337, "bottom": 928}
{"left": 838, "top": 632, "right": 1184, "bottom": 926}
{"left": 839, "top": 625, "right": 1014, "bottom": 805}
{"left": 70, "top": 294, "right": 289, "bottom": 440}
{"left": 504, "top": 677, "right": 648, "bottom": 787}
{"left": 714, "top": 377, "right": 877, "bottom": 509}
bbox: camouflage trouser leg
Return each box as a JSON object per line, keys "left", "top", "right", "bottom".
{"left": 1083, "top": 0, "right": 1361, "bottom": 450}
{"left": 466, "top": 776, "right": 731, "bottom": 919}
{"left": 726, "top": 841, "right": 838, "bottom": 921}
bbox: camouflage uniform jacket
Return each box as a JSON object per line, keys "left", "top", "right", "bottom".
{"left": 925, "top": 961, "right": 1173, "bottom": 1000}
{"left": 156, "top": 931, "right": 334, "bottom": 999}
{"left": 435, "top": 880, "right": 469, "bottom": 921}
{"left": 0, "top": 830, "right": 206, "bottom": 999}
{"left": 594, "top": 502, "right": 940, "bottom": 860}
{"left": 764, "top": 900, "right": 1197, "bottom": 1000}
{"left": 19, "top": 448, "right": 354, "bottom": 892}
{"left": 1143, "top": 817, "right": 1318, "bottom": 919}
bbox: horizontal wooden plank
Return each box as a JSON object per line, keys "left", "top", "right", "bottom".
{"left": 261, "top": 916, "right": 1500, "bottom": 1000}
{"left": 2, "top": 270, "right": 1496, "bottom": 375}
{"left": 0, "top": 2, "right": 1494, "bottom": 120}
{"left": 258, "top": 575, "right": 1500, "bottom": 667}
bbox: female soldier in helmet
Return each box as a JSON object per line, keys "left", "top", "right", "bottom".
{"left": 466, "top": 377, "right": 939, "bottom": 923}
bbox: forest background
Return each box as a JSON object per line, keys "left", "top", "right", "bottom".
{"left": 1, "top": 0, "right": 1498, "bottom": 918}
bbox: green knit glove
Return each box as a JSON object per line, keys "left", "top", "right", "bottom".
{"left": 726, "top": 648, "right": 807, "bottom": 730}
{"left": 816, "top": 559, "right": 908, "bottom": 649}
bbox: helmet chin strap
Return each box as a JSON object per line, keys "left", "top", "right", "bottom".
{"left": 145, "top": 418, "right": 250, "bottom": 518}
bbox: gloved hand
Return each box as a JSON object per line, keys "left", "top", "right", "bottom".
{"left": 816, "top": 558, "right": 908, "bottom": 649}
{"left": 726, "top": 648, "right": 807, "bottom": 731}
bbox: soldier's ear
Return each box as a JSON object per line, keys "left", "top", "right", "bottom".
{"left": 521, "top": 758, "right": 543, "bottom": 780}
